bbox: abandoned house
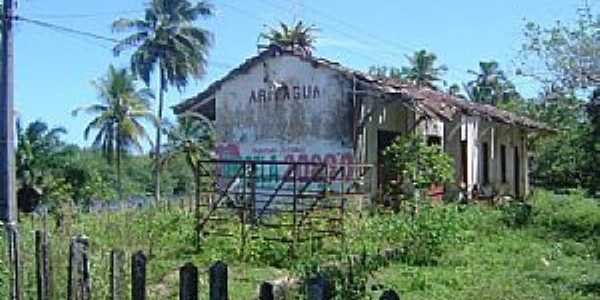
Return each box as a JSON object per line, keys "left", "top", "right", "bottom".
{"left": 173, "top": 47, "right": 551, "bottom": 201}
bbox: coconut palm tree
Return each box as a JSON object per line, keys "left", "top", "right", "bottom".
{"left": 259, "top": 21, "right": 318, "bottom": 55}
{"left": 401, "top": 50, "right": 447, "bottom": 89}
{"left": 73, "top": 65, "right": 156, "bottom": 201}
{"left": 15, "top": 119, "right": 67, "bottom": 212}
{"left": 161, "top": 113, "right": 214, "bottom": 206}
{"left": 112, "top": 0, "right": 214, "bottom": 204}
{"left": 466, "top": 61, "right": 517, "bottom": 105}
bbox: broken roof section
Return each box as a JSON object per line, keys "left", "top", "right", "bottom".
{"left": 173, "top": 46, "right": 553, "bottom": 132}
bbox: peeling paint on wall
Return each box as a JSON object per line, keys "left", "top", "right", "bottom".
{"left": 213, "top": 55, "right": 354, "bottom": 184}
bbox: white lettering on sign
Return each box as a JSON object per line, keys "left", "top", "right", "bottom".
{"left": 249, "top": 84, "right": 321, "bottom": 104}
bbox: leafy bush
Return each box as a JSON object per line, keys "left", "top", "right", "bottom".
{"left": 530, "top": 189, "right": 600, "bottom": 241}
{"left": 500, "top": 201, "right": 533, "bottom": 227}
{"left": 382, "top": 134, "right": 454, "bottom": 197}
{"left": 401, "top": 203, "right": 471, "bottom": 265}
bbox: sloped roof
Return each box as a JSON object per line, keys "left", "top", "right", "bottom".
{"left": 173, "top": 47, "right": 553, "bottom": 131}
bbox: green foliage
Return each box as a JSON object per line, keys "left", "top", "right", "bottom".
{"left": 371, "top": 190, "right": 600, "bottom": 300}
{"left": 585, "top": 88, "right": 600, "bottom": 193}
{"left": 519, "top": 3, "right": 600, "bottom": 91}
{"left": 73, "top": 65, "right": 156, "bottom": 201}
{"left": 112, "top": 0, "right": 214, "bottom": 200}
{"left": 367, "top": 65, "right": 404, "bottom": 81}
{"left": 382, "top": 134, "right": 454, "bottom": 195}
{"left": 2, "top": 190, "right": 598, "bottom": 299}
{"left": 499, "top": 201, "right": 533, "bottom": 227}
{"left": 401, "top": 50, "right": 447, "bottom": 89}
{"left": 44, "top": 177, "right": 74, "bottom": 207}
{"left": 112, "top": 0, "right": 214, "bottom": 90}
{"left": 465, "top": 61, "right": 518, "bottom": 106}
{"left": 15, "top": 119, "right": 68, "bottom": 211}
{"left": 259, "top": 20, "right": 318, "bottom": 55}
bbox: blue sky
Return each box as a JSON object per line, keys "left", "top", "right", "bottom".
{"left": 13, "top": 0, "right": 588, "bottom": 148}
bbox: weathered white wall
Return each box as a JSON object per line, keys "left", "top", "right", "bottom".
{"left": 443, "top": 117, "right": 529, "bottom": 199}
{"left": 213, "top": 55, "right": 355, "bottom": 182}
{"left": 359, "top": 98, "right": 415, "bottom": 194}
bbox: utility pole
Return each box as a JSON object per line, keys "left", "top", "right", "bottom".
{"left": 1, "top": 0, "right": 16, "bottom": 223}
{"left": 1, "top": 0, "right": 21, "bottom": 299}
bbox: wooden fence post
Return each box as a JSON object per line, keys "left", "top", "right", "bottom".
{"left": 5, "top": 223, "right": 22, "bottom": 300}
{"left": 179, "top": 262, "right": 198, "bottom": 300}
{"left": 209, "top": 261, "right": 228, "bottom": 300}
{"left": 67, "top": 235, "right": 90, "bottom": 300}
{"left": 306, "top": 273, "right": 332, "bottom": 300}
{"left": 131, "top": 251, "right": 146, "bottom": 300}
{"left": 110, "top": 249, "right": 125, "bottom": 300}
{"left": 379, "top": 289, "right": 400, "bottom": 300}
{"left": 258, "top": 281, "right": 274, "bottom": 300}
{"left": 35, "top": 230, "right": 51, "bottom": 300}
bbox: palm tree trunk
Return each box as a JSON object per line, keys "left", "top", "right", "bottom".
{"left": 154, "top": 69, "right": 165, "bottom": 205}
{"left": 194, "top": 163, "right": 202, "bottom": 249}
{"left": 117, "top": 130, "right": 123, "bottom": 202}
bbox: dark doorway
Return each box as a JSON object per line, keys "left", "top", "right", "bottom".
{"left": 377, "top": 130, "right": 402, "bottom": 191}
{"left": 514, "top": 146, "right": 520, "bottom": 197}
{"left": 482, "top": 142, "right": 489, "bottom": 185}
{"left": 500, "top": 145, "right": 507, "bottom": 183}
{"left": 460, "top": 141, "right": 468, "bottom": 186}
{"left": 427, "top": 135, "right": 442, "bottom": 147}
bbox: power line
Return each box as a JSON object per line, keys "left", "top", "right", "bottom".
{"left": 255, "top": 0, "right": 405, "bottom": 65}
{"left": 23, "top": 9, "right": 145, "bottom": 19}
{"left": 16, "top": 16, "right": 119, "bottom": 43}
{"left": 265, "top": 0, "right": 474, "bottom": 82}
{"left": 215, "top": 0, "right": 401, "bottom": 66}
{"left": 16, "top": 15, "right": 238, "bottom": 70}
{"left": 255, "top": 0, "right": 467, "bottom": 83}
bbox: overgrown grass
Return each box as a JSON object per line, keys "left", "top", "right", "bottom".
{"left": 0, "top": 189, "right": 598, "bottom": 299}
{"left": 371, "top": 189, "right": 600, "bottom": 299}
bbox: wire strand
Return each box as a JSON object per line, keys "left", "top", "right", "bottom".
{"left": 16, "top": 16, "right": 119, "bottom": 43}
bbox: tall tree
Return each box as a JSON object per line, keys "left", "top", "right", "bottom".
{"left": 161, "top": 113, "right": 213, "bottom": 209}
{"left": 466, "top": 61, "right": 517, "bottom": 105}
{"left": 401, "top": 50, "right": 447, "bottom": 89}
{"left": 112, "top": 0, "right": 214, "bottom": 204}
{"left": 585, "top": 88, "right": 600, "bottom": 192}
{"left": 519, "top": 3, "right": 600, "bottom": 91}
{"left": 73, "top": 66, "right": 155, "bottom": 201}
{"left": 368, "top": 65, "right": 404, "bottom": 81}
{"left": 15, "top": 120, "right": 67, "bottom": 212}
{"left": 259, "top": 21, "right": 318, "bottom": 55}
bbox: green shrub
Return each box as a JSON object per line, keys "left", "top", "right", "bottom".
{"left": 382, "top": 134, "right": 454, "bottom": 197}
{"left": 531, "top": 189, "right": 600, "bottom": 241}
{"left": 401, "top": 203, "right": 470, "bottom": 266}
{"left": 500, "top": 201, "right": 534, "bottom": 227}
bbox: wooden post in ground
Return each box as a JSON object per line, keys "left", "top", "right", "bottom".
{"left": 306, "top": 273, "right": 331, "bottom": 300}
{"left": 239, "top": 161, "right": 248, "bottom": 259}
{"left": 131, "top": 251, "right": 147, "bottom": 300}
{"left": 35, "top": 230, "right": 51, "bottom": 300}
{"left": 380, "top": 289, "right": 400, "bottom": 300}
{"left": 248, "top": 162, "right": 257, "bottom": 224}
{"left": 209, "top": 261, "right": 228, "bottom": 300}
{"left": 110, "top": 249, "right": 125, "bottom": 300}
{"left": 179, "top": 262, "right": 198, "bottom": 300}
{"left": 5, "top": 223, "right": 21, "bottom": 300}
{"left": 67, "top": 235, "right": 90, "bottom": 300}
{"left": 258, "top": 281, "right": 274, "bottom": 300}
{"left": 291, "top": 163, "right": 298, "bottom": 257}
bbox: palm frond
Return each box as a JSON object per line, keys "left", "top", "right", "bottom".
{"left": 113, "top": 32, "right": 150, "bottom": 56}
{"left": 112, "top": 18, "right": 151, "bottom": 33}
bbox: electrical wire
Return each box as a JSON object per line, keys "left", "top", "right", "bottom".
{"left": 253, "top": 0, "right": 467, "bottom": 83}
{"left": 16, "top": 16, "right": 119, "bottom": 43}
{"left": 23, "top": 9, "right": 145, "bottom": 20}
{"left": 14, "top": 15, "right": 236, "bottom": 71}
